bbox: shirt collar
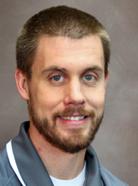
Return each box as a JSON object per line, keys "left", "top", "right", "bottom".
{"left": 85, "top": 147, "right": 103, "bottom": 186}
{"left": 12, "top": 121, "right": 103, "bottom": 186}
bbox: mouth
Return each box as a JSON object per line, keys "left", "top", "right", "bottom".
{"left": 61, "top": 115, "right": 87, "bottom": 121}
{"left": 57, "top": 114, "right": 89, "bottom": 128}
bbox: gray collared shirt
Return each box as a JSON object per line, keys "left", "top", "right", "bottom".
{"left": 0, "top": 121, "right": 128, "bottom": 186}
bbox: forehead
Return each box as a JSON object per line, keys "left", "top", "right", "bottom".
{"left": 32, "top": 35, "right": 104, "bottom": 71}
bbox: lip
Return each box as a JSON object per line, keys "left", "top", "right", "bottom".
{"left": 57, "top": 115, "right": 89, "bottom": 129}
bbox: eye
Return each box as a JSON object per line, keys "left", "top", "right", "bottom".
{"left": 51, "top": 74, "right": 63, "bottom": 81}
{"left": 82, "top": 73, "right": 97, "bottom": 85}
{"left": 48, "top": 73, "right": 65, "bottom": 86}
{"left": 83, "top": 74, "right": 96, "bottom": 81}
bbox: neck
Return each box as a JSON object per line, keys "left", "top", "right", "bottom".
{"left": 28, "top": 124, "right": 86, "bottom": 179}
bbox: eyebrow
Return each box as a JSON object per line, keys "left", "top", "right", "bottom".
{"left": 41, "top": 66, "right": 67, "bottom": 75}
{"left": 41, "top": 65, "right": 104, "bottom": 75}
{"left": 82, "top": 66, "right": 104, "bottom": 75}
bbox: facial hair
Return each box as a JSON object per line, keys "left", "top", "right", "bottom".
{"left": 28, "top": 100, "right": 104, "bottom": 154}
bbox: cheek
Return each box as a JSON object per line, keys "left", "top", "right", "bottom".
{"left": 85, "top": 87, "right": 106, "bottom": 109}
{"left": 31, "top": 86, "right": 65, "bottom": 114}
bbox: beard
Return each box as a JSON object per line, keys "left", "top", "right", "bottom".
{"left": 28, "top": 100, "right": 104, "bottom": 154}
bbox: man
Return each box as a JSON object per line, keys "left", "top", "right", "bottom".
{"left": 0, "top": 5, "right": 128, "bottom": 186}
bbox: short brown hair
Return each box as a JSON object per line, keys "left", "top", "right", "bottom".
{"left": 16, "top": 5, "right": 110, "bottom": 78}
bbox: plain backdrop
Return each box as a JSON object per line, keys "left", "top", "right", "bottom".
{"left": 0, "top": 0, "right": 138, "bottom": 185}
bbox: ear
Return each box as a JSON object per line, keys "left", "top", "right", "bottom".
{"left": 104, "top": 71, "right": 109, "bottom": 88}
{"left": 15, "top": 69, "right": 30, "bottom": 100}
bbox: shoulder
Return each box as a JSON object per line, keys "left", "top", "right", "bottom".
{"left": 100, "top": 166, "right": 129, "bottom": 186}
{"left": 0, "top": 147, "right": 21, "bottom": 186}
{"left": 87, "top": 147, "right": 128, "bottom": 186}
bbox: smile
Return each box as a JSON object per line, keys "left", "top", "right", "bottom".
{"left": 56, "top": 114, "right": 90, "bottom": 129}
{"left": 61, "top": 116, "right": 85, "bottom": 121}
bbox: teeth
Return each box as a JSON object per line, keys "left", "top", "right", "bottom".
{"left": 62, "top": 116, "right": 84, "bottom": 121}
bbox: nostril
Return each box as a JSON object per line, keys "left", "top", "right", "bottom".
{"left": 64, "top": 81, "right": 85, "bottom": 105}
{"left": 63, "top": 96, "right": 85, "bottom": 106}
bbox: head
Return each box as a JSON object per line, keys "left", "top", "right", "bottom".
{"left": 16, "top": 5, "right": 110, "bottom": 79}
{"left": 15, "top": 5, "right": 110, "bottom": 153}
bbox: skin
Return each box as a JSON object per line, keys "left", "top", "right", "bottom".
{"left": 15, "top": 35, "right": 108, "bottom": 179}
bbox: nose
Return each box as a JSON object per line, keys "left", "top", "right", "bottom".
{"left": 63, "top": 78, "right": 85, "bottom": 106}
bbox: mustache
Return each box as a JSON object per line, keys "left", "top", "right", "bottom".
{"left": 53, "top": 107, "right": 95, "bottom": 118}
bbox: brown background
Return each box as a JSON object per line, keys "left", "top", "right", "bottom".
{"left": 0, "top": 0, "right": 138, "bottom": 185}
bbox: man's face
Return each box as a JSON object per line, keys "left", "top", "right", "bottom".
{"left": 27, "top": 35, "right": 108, "bottom": 153}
